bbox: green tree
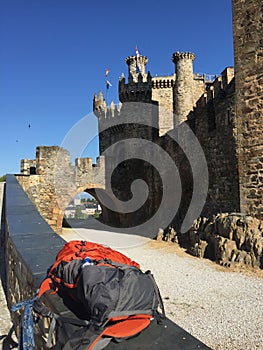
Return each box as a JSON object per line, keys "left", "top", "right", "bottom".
{"left": 0, "top": 175, "right": 6, "bottom": 182}
{"left": 74, "top": 207, "right": 88, "bottom": 219}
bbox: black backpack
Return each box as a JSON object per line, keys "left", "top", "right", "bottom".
{"left": 14, "top": 240, "right": 166, "bottom": 349}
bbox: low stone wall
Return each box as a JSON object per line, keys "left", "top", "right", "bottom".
{"left": 4, "top": 174, "right": 70, "bottom": 348}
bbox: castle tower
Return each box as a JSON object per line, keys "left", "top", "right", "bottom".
{"left": 119, "top": 55, "right": 152, "bottom": 103}
{"left": 125, "top": 55, "right": 148, "bottom": 82}
{"left": 172, "top": 52, "right": 196, "bottom": 125}
{"left": 232, "top": 0, "right": 263, "bottom": 218}
{"left": 93, "top": 91, "right": 107, "bottom": 118}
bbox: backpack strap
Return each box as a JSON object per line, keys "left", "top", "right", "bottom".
{"left": 145, "top": 270, "right": 166, "bottom": 321}
{"left": 11, "top": 295, "right": 39, "bottom": 350}
{"left": 37, "top": 277, "right": 54, "bottom": 298}
{"left": 45, "top": 313, "right": 90, "bottom": 348}
{"left": 62, "top": 325, "right": 112, "bottom": 350}
{"left": 95, "top": 259, "right": 139, "bottom": 269}
{"left": 107, "top": 309, "right": 153, "bottom": 318}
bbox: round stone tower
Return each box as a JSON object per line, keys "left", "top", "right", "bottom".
{"left": 172, "top": 51, "right": 196, "bottom": 125}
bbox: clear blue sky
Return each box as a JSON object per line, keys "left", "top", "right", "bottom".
{"left": 0, "top": 0, "right": 234, "bottom": 176}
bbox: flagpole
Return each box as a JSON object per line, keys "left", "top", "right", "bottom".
{"left": 105, "top": 68, "right": 110, "bottom": 107}
{"left": 105, "top": 85, "right": 108, "bottom": 106}
{"left": 135, "top": 46, "right": 140, "bottom": 73}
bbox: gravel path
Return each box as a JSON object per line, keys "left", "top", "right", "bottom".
{"left": 120, "top": 241, "right": 263, "bottom": 350}
{"left": 62, "top": 228, "right": 263, "bottom": 350}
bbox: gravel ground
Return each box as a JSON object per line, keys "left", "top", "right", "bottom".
{"left": 119, "top": 240, "right": 263, "bottom": 350}
{"left": 62, "top": 227, "right": 263, "bottom": 350}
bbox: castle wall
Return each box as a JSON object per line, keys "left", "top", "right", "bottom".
{"left": 192, "top": 76, "right": 206, "bottom": 108}
{"left": 193, "top": 76, "right": 239, "bottom": 216}
{"left": 232, "top": 0, "right": 263, "bottom": 218}
{"left": 152, "top": 76, "right": 175, "bottom": 135}
{"left": 151, "top": 74, "right": 206, "bottom": 136}
{"left": 94, "top": 100, "right": 164, "bottom": 231}
{"left": 17, "top": 146, "right": 105, "bottom": 233}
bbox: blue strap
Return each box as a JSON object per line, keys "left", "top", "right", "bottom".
{"left": 11, "top": 295, "right": 38, "bottom": 350}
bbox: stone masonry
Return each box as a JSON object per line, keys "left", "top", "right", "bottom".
{"left": 232, "top": 0, "right": 263, "bottom": 219}
{"left": 17, "top": 146, "right": 105, "bottom": 234}
{"left": 172, "top": 52, "right": 197, "bottom": 125}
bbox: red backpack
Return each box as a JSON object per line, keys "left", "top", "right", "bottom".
{"left": 36, "top": 240, "right": 165, "bottom": 349}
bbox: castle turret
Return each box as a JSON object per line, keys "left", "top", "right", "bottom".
{"left": 125, "top": 55, "right": 148, "bottom": 83}
{"left": 172, "top": 52, "right": 196, "bottom": 125}
{"left": 93, "top": 91, "right": 107, "bottom": 118}
{"left": 119, "top": 54, "right": 152, "bottom": 103}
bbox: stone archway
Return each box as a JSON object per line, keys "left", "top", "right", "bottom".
{"left": 63, "top": 187, "right": 123, "bottom": 229}
{"left": 16, "top": 146, "right": 105, "bottom": 234}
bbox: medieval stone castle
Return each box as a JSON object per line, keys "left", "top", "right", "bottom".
{"left": 93, "top": 51, "right": 237, "bottom": 230}
{"left": 92, "top": 0, "right": 263, "bottom": 232}
{"left": 18, "top": 0, "right": 263, "bottom": 238}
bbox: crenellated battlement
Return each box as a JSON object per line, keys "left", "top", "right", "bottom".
{"left": 93, "top": 50, "right": 236, "bottom": 136}
{"left": 125, "top": 55, "right": 148, "bottom": 82}
{"left": 18, "top": 146, "right": 105, "bottom": 233}
{"left": 75, "top": 155, "right": 105, "bottom": 171}
{"left": 118, "top": 72, "right": 152, "bottom": 103}
{"left": 111, "top": 54, "right": 153, "bottom": 104}
{"left": 93, "top": 50, "right": 232, "bottom": 134}
{"left": 20, "top": 146, "right": 105, "bottom": 176}
{"left": 93, "top": 90, "right": 122, "bottom": 119}
{"left": 194, "top": 67, "right": 234, "bottom": 111}
{"left": 172, "top": 51, "right": 196, "bottom": 64}
{"left": 93, "top": 91, "right": 107, "bottom": 118}
{"left": 20, "top": 158, "right": 37, "bottom": 175}
{"left": 152, "top": 76, "right": 175, "bottom": 89}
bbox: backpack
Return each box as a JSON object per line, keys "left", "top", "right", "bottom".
{"left": 30, "top": 240, "right": 165, "bottom": 349}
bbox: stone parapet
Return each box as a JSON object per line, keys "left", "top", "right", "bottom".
{"left": 3, "top": 174, "right": 73, "bottom": 348}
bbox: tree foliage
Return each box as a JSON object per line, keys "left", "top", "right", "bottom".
{"left": 0, "top": 175, "right": 6, "bottom": 182}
